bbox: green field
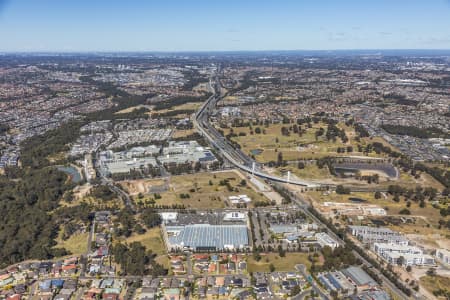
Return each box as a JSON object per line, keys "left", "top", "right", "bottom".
{"left": 54, "top": 230, "right": 88, "bottom": 256}
{"left": 125, "top": 227, "right": 166, "bottom": 255}
{"left": 247, "top": 253, "right": 314, "bottom": 272}
{"left": 420, "top": 275, "right": 450, "bottom": 299}
{"left": 220, "top": 122, "right": 382, "bottom": 162}
{"left": 131, "top": 171, "right": 271, "bottom": 209}
{"left": 117, "top": 227, "right": 170, "bottom": 274}
{"left": 275, "top": 163, "right": 331, "bottom": 180}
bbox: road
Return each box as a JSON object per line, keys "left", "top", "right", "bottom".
{"left": 295, "top": 264, "right": 329, "bottom": 300}
{"left": 194, "top": 76, "right": 331, "bottom": 189}
{"left": 288, "top": 190, "right": 412, "bottom": 300}
{"left": 195, "top": 74, "right": 413, "bottom": 299}
{"left": 293, "top": 288, "right": 313, "bottom": 300}
{"left": 104, "top": 178, "right": 136, "bottom": 212}
{"left": 80, "top": 218, "right": 95, "bottom": 276}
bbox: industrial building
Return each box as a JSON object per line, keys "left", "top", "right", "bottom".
{"left": 318, "top": 266, "right": 381, "bottom": 297}
{"left": 348, "top": 226, "right": 409, "bottom": 246}
{"left": 165, "top": 224, "right": 249, "bottom": 252}
{"left": 99, "top": 140, "right": 217, "bottom": 177}
{"left": 315, "top": 232, "right": 339, "bottom": 249}
{"left": 160, "top": 211, "right": 250, "bottom": 252}
{"left": 158, "top": 140, "right": 217, "bottom": 166}
{"left": 99, "top": 147, "right": 159, "bottom": 176}
{"left": 373, "top": 243, "right": 435, "bottom": 266}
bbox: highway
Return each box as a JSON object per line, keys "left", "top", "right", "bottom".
{"left": 194, "top": 77, "right": 329, "bottom": 188}
{"left": 195, "top": 75, "right": 412, "bottom": 300}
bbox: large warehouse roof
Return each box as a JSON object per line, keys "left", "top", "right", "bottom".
{"left": 166, "top": 224, "right": 249, "bottom": 251}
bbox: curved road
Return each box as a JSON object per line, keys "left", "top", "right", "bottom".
{"left": 195, "top": 75, "right": 414, "bottom": 300}
{"left": 194, "top": 77, "right": 329, "bottom": 188}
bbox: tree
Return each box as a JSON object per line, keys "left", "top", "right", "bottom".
{"left": 399, "top": 208, "right": 411, "bottom": 215}
{"left": 269, "top": 263, "right": 275, "bottom": 272}
{"left": 374, "top": 191, "right": 382, "bottom": 199}
{"left": 426, "top": 268, "right": 436, "bottom": 277}
{"left": 290, "top": 285, "right": 301, "bottom": 296}
{"left": 336, "top": 185, "right": 350, "bottom": 195}
{"left": 397, "top": 256, "right": 405, "bottom": 266}
{"left": 141, "top": 208, "right": 161, "bottom": 228}
{"left": 277, "top": 152, "right": 284, "bottom": 167}
{"left": 406, "top": 265, "right": 412, "bottom": 272}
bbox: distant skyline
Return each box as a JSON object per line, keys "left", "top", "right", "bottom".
{"left": 1, "top": 0, "right": 450, "bottom": 52}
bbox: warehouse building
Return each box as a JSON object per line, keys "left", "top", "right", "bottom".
{"left": 348, "top": 225, "right": 409, "bottom": 246}
{"left": 436, "top": 248, "right": 450, "bottom": 266}
{"left": 159, "top": 141, "right": 217, "bottom": 166}
{"left": 99, "top": 146, "right": 160, "bottom": 176}
{"left": 165, "top": 224, "right": 250, "bottom": 252}
{"left": 318, "top": 266, "right": 380, "bottom": 297}
{"left": 161, "top": 211, "right": 250, "bottom": 252}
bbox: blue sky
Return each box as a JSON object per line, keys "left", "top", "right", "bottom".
{"left": 1, "top": 0, "right": 450, "bottom": 52}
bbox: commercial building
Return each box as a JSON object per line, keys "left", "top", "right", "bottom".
{"left": 161, "top": 211, "right": 250, "bottom": 252}
{"left": 228, "top": 195, "right": 252, "bottom": 205}
{"left": 318, "top": 266, "right": 380, "bottom": 297}
{"left": 99, "top": 146, "right": 160, "bottom": 176}
{"left": 373, "top": 243, "right": 435, "bottom": 266}
{"left": 348, "top": 226, "right": 408, "bottom": 246}
{"left": 315, "top": 232, "right": 339, "bottom": 249}
{"left": 223, "top": 212, "right": 247, "bottom": 222}
{"left": 436, "top": 248, "right": 450, "bottom": 266}
{"left": 159, "top": 141, "right": 217, "bottom": 166}
{"left": 165, "top": 224, "right": 249, "bottom": 252}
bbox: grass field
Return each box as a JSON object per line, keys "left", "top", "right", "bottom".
{"left": 148, "top": 102, "right": 202, "bottom": 119}
{"left": 420, "top": 275, "right": 450, "bottom": 299}
{"left": 121, "top": 227, "right": 171, "bottom": 274}
{"left": 220, "top": 122, "right": 385, "bottom": 162}
{"left": 247, "top": 253, "right": 313, "bottom": 272}
{"left": 54, "top": 230, "right": 88, "bottom": 256}
{"left": 132, "top": 171, "right": 271, "bottom": 209}
{"left": 275, "top": 163, "right": 331, "bottom": 180}
{"left": 125, "top": 227, "right": 166, "bottom": 255}
{"left": 115, "top": 105, "right": 152, "bottom": 114}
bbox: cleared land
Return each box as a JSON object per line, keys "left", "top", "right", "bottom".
{"left": 172, "top": 129, "right": 196, "bottom": 139}
{"left": 308, "top": 191, "right": 448, "bottom": 234}
{"left": 60, "top": 195, "right": 124, "bottom": 209}
{"left": 121, "top": 170, "right": 271, "bottom": 209}
{"left": 247, "top": 253, "right": 313, "bottom": 272}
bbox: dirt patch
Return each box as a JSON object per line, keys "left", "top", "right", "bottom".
{"left": 120, "top": 179, "right": 167, "bottom": 195}
{"left": 73, "top": 184, "right": 92, "bottom": 200}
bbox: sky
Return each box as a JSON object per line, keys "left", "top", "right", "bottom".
{"left": 0, "top": 0, "right": 450, "bottom": 52}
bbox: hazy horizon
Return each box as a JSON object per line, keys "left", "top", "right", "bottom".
{"left": 1, "top": 0, "right": 450, "bottom": 52}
